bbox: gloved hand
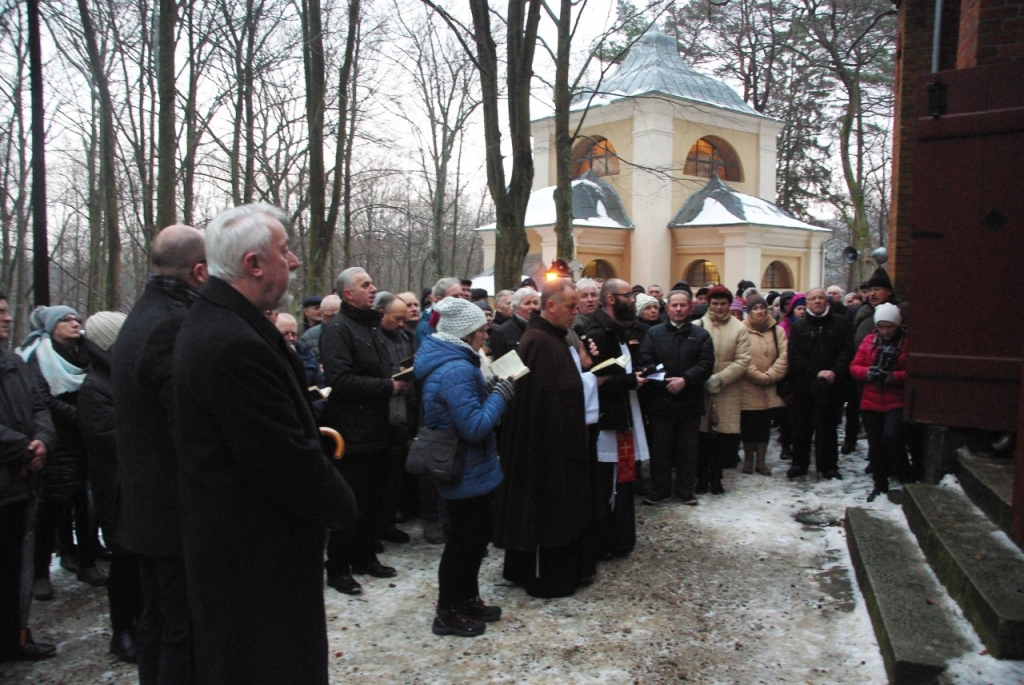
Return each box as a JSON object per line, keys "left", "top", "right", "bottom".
{"left": 879, "top": 371, "right": 895, "bottom": 386}
{"left": 491, "top": 377, "right": 516, "bottom": 403}
{"left": 866, "top": 367, "right": 882, "bottom": 383}
{"left": 705, "top": 374, "right": 723, "bottom": 394}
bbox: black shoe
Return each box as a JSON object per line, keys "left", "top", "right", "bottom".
{"left": 710, "top": 480, "right": 724, "bottom": 495}
{"left": 109, "top": 630, "right": 137, "bottom": 663}
{"left": 59, "top": 554, "right": 79, "bottom": 573}
{"left": 374, "top": 540, "right": 385, "bottom": 553}
{"left": 821, "top": 470, "right": 842, "bottom": 480}
{"left": 641, "top": 494, "right": 671, "bottom": 506}
{"left": 866, "top": 486, "right": 888, "bottom": 503}
{"left": 77, "top": 566, "right": 109, "bottom": 586}
{"left": 432, "top": 608, "right": 485, "bottom": 637}
{"left": 454, "top": 597, "right": 502, "bottom": 623}
{"left": 676, "top": 494, "right": 698, "bottom": 506}
{"left": 695, "top": 481, "right": 708, "bottom": 495}
{"left": 840, "top": 439, "right": 857, "bottom": 455}
{"left": 786, "top": 467, "right": 807, "bottom": 479}
{"left": 1, "top": 641, "right": 56, "bottom": 662}
{"left": 327, "top": 573, "right": 362, "bottom": 595}
{"left": 351, "top": 561, "right": 397, "bottom": 578}
{"left": 379, "top": 527, "right": 411, "bottom": 544}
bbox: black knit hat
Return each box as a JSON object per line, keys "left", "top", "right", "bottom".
{"left": 866, "top": 268, "right": 893, "bottom": 291}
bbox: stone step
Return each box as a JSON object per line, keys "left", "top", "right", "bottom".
{"left": 957, "top": 448, "right": 1015, "bottom": 540}
{"left": 903, "top": 483, "right": 1024, "bottom": 659}
{"left": 845, "top": 507, "right": 973, "bottom": 683}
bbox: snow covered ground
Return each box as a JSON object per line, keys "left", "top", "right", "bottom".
{"left": 4, "top": 435, "right": 1023, "bottom": 684}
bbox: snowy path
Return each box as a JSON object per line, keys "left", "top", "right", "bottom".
{"left": 4, "top": 436, "right": 1021, "bottom": 684}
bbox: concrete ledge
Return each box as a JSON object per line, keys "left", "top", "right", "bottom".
{"left": 903, "top": 484, "right": 1024, "bottom": 659}
{"left": 957, "top": 449, "right": 1014, "bottom": 538}
{"left": 845, "top": 507, "right": 972, "bottom": 683}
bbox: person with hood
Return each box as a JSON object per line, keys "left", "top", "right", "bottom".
{"left": 849, "top": 303, "right": 909, "bottom": 501}
{"left": 20, "top": 305, "right": 106, "bottom": 598}
{"left": 738, "top": 294, "right": 788, "bottom": 476}
{"left": 415, "top": 297, "right": 515, "bottom": 638}
{"left": 693, "top": 286, "right": 752, "bottom": 494}
{"left": 778, "top": 292, "right": 806, "bottom": 338}
{"left": 78, "top": 311, "right": 141, "bottom": 663}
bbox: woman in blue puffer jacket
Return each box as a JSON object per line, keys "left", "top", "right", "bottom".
{"left": 415, "top": 296, "right": 515, "bottom": 639}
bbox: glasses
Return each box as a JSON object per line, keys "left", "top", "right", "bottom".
{"left": 613, "top": 292, "right": 635, "bottom": 301}
{"left": 281, "top": 331, "right": 299, "bottom": 339}
{"left": 59, "top": 315, "right": 83, "bottom": 325}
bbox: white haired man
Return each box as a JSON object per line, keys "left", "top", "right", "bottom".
{"left": 489, "top": 286, "right": 539, "bottom": 359}
{"left": 171, "top": 204, "right": 356, "bottom": 684}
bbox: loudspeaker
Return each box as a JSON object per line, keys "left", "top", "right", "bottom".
{"left": 842, "top": 246, "right": 860, "bottom": 264}
{"left": 870, "top": 247, "right": 888, "bottom": 265}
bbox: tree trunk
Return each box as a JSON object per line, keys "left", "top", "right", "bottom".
{"left": 155, "top": 0, "right": 177, "bottom": 229}
{"left": 300, "top": 0, "right": 327, "bottom": 292}
{"left": 552, "top": 0, "right": 574, "bottom": 262}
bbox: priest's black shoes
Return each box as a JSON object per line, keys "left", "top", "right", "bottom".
{"left": 351, "top": 561, "right": 396, "bottom": 579}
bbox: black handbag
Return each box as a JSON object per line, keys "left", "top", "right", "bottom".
{"left": 405, "top": 427, "right": 467, "bottom": 484}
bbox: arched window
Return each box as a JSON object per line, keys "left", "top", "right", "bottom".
{"left": 581, "top": 259, "right": 617, "bottom": 280}
{"left": 684, "top": 259, "right": 721, "bottom": 286}
{"left": 761, "top": 261, "right": 793, "bottom": 289}
{"left": 572, "top": 137, "right": 620, "bottom": 178}
{"left": 684, "top": 136, "right": 742, "bottom": 182}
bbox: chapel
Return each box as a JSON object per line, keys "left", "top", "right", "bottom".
{"left": 476, "top": 25, "right": 830, "bottom": 291}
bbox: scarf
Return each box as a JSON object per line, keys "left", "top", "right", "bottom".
{"left": 433, "top": 330, "right": 475, "bottom": 352}
{"left": 22, "top": 335, "right": 87, "bottom": 396}
{"left": 744, "top": 311, "right": 777, "bottom": 334}
{"left": 871, "top": 329, "right": 905, "bottom": 373}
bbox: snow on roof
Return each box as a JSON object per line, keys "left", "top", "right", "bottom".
{"left": 670, "top": 176, "right": 829, "bottom": 232}
{"left": 476, "top": 173, "right": 633, "bottom": 232}
{"left": 571, "top": 25, "right": 772, "bottom": 120}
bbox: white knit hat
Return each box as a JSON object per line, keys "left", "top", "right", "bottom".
{"left": 874, "top": 302, "right": 901, "bottom": 326}
{"left": 434, "top": 297, "right": 486, "bottom": 339}
{"left": 634, "top": 293, "right": 658, "bottom": 317}
{"left": 85, "top": 311, "right": 127, "bottom": 351}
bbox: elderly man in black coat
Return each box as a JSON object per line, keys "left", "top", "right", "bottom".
{"left": 320, "top": 267, "right": 408, "bottom": 596}
{"left": 171, "top": 204, "right": 356, "bottom": 685}
{"left": 114, "top": 224, "right": 206, "bottom": 683}
{"left": 787, "top": 287, "right": 855, "bottom": 481}
{"left": 494, "top": 279, "right": 601, "bottom": 598}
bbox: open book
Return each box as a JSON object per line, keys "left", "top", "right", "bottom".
{"left": 590, "top": 353, "right": 630, "bottom": 375}
{"left": 488, "top": 349, "right": 531, "bottom": 381}
{"left": 392, "top": 366, "right": 415, "bottom": 381}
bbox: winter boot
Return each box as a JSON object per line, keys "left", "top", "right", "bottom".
{"left": 432, "top": 607, "right": 485, "bottom": 637}
{"left": 754, "top": 443, "right": 772, "bottom": 475}
{"left": 741, "top": 442, "right": 755, "bottom": 474}
{"left": 710, "top": 468, "right": 725, "bottom": 495}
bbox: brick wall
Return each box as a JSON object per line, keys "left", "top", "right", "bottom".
{"left": 960, "top": 0, "right": 1024, "bottom": 67}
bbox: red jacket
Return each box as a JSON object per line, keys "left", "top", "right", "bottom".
{"left": 850, "top": 331, "right": 908, "bottom": 413}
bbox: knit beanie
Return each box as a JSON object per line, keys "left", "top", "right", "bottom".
{"left": 707, "top": 285, "right": 733, "bottom": 302}
{"left": 85, "top": 311, "right": 128, "bottom": 351}
{"left": 730, "top": 296, "right": 745, "bottom": 312}
{"left": 435, "top": 296, "right": 486, "bottom": 339}
{"left": 634, "top": 293, "right": 658, "bottom": 316}
{"left": 41, "top": 306, "right": 79, "bottom": 335}
{"left": 745, "top": 294, "right": 767, "bottom": 311}
{"left": 866, "top": 268, "right": 894, "bottom": 291}
{"left": 473, "top": 300, "right": 493, "bottom": 313}
{"left": 787, "top": 293, "right": 806, "bottom": 316}
{"left": 874, "top": 302, "right": 902, "bottom": 326}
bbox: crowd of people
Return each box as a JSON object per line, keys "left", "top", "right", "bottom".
{"left": 0, "top": 202, "right": 915, "bottom": 683}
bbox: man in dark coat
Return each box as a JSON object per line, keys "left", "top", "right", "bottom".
{"left": 113, "top": 224, "right": 206, "bottom": 684}
{"left": 171, "top": 204, "right": 356, "bottom": 685}
{"left": 0, "top": 292, "right": 56, "bottom": 663}
{"left": 583, "top": 279, "right": 648, "bottom": 558}
{"left": 488, "top": 286, "right": 539, "bottom": 360}
{"left": 321, "top": 267, "right": 408, "bottom": 596}
{"left": 494, "top": 279, "right": 601, "bottom": 598}
{"left": 637, "top": 290, "right": 714, "bottom": 505}
{"left": 787, "top": 287, "right": 855, "bottom": 480}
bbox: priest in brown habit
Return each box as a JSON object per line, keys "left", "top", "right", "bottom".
{"left": 494, "top": 278, "right": 602, "bottom": 598}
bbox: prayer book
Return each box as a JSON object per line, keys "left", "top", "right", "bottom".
{"left": 488, "top": 350, "right": 531, "bottom": 380}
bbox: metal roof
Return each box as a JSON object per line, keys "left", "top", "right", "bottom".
{"left": 670, "top": 176, "right": 828, "bottom": 232}
{"left": 573, "top": 25, "right": 766, "bottom": 118}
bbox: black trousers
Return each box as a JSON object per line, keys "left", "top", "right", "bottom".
{"left": 326, "top": 448, "right": 389, "bottom": 572}
{"left": 793, "top": 380, "right": 842, "bottom": 473}
{"left": 34, "top": 487, "right": 98, "bottom": 578}
{"left": 647, "top": 413, "right": 701, "bottom": 499}
{"left": 740, "top": 409, "right": 774, "bottom": 443}
{"left": 136, "top": 554, "right": 195, "bottom": 685}
{"left": 862, "top": 409, "right": 908, "bottom": 488}
{"left": 437, "top": 492, "right": 494, "bottom": 607}
{"left": 0, "top": 500, "right": 27, "bottom": 656}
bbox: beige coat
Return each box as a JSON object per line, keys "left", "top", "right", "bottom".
{"left": 740, "top": 320, "right": 788, "bottom": 412}
{"left": 694, "top": 314, "right": 751, "bottom": 434}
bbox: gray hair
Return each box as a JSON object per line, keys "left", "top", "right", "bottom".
{"left": 667, "top": 289, "right": 692, "bottom": 304}
{"left": 336, "top": 267, "right": 368, "bottom": 295}
{"left": 512, "top": 286, "right": 539, "bottom": 309}
{"left": 494, "top": 289, "right": 514, "bottom": 303}
{"left": 205, "top": 203, "right": 287, "bottom": 283}
{"left": 432, "top": 277, "right": 461, "bottom": 299}
{"left": 374, "top": 291, "right": 396, "bottom": 311}
{"left": 576, "top": 278, "right": 598, "bottom": 293}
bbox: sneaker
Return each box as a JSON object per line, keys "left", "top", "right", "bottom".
{"left": 642, "top": 494, "right": 671, "bottom": 506}
{"left": 432, "top": 608, "right": 485, "bottom": 637}
{"left": 455, "top": 597, "right": 502, "bottom": 623}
